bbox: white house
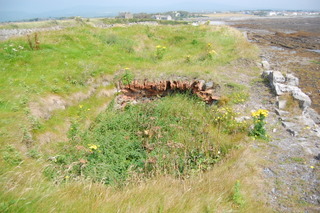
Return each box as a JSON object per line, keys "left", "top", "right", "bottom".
{"left": 152, "top": 15, "right": 172, "bottom": 21}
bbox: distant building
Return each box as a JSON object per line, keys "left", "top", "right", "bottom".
{"left": 118, "top": 12, "right": 133, "bottom": 19}
{"left": 152, "top": 15, "right": 172, "bottom": 21}
{"left": 268, "top": 12, "right": 277, "bottom": 16}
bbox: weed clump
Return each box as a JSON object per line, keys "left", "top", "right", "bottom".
{"left": 155, "top": 45, "right": 167, "bottom": 60}
{"left": 232, "top": 180, "right": 245, "bottom": 207}
{"left": 2, "top": 145, "right": 23, "bottom": 166}
{"left": 27, "top": 33, "right": 40, "bottom": 50}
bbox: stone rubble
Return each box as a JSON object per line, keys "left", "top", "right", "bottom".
{"left": 261, "top": 62, "right": 320, "bottom": 138}
{"left": 116, "top": 79, "right": 220, "bottom": 107}
{"left": 0, "top": 26, "right": 62, "bottom": 41}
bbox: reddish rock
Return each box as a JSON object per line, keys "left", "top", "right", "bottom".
{"left": 118, "top": 79, "right": 219, "bottom": 107}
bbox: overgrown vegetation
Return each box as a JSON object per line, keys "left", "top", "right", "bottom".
{"left": 47, "top": 94, "right": 248, "bottom": 185}
{"left": 0, "top": 21, "right": 267, "bottom": 212}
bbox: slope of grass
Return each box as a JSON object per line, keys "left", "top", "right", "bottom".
{"left": 0, "top": 21, "right": 267, "bottom": 212}
{"left": 0, "top": 147, "right": 271, "bottom": 213}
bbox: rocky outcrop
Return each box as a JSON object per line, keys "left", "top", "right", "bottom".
{"left": 262, "top": 65, "right": 320, "bottom": 137}
{"left": 263, "top": 70, "right": 311, "bottom": 109}
{"left": 117, "top": 79, "right": 219, "bottom": 107}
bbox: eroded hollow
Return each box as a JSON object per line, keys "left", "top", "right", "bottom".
{"left": 116, "top": 79, "right": 220, "bottom": 107}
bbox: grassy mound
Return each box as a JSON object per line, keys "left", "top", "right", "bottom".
{"left": 0, "top": 21, "right": 268, "bottom": 212}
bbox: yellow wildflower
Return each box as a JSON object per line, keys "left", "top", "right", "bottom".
{"left": 251, "top": 109, "right": 269, "bottom": 118}
{"left": 156, "top": 45, "right": 161, "bottom": 48}
{"left": 310, "top": 166, "right": 314, "bottom": 169}
{"left": 88, "top": 144, "right": 99, "bottom": 150}
{"left": 79, "top": 105, "right": 83, "bottom": 109}
{"left": 209, "top": 50, "right": 217, "bottom": 55}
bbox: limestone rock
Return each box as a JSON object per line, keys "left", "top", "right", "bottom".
{"left": 262, "top": 60, "right": 271, "bottom": 70}
{"left": 275, "top": 108, "right": 289, "bottom": 116}
{"left": 286, "top": 74, "right": 299, "bottom": 86}
{"left": 303, "top": 107, "right": 320, "bottom": 124}
{"left": 277, "top": 99, "right": 287, "bottom": 109}
{"left": 262, "top": 70, "right": 273, "bottom": 79}
{"left": 264, "top": 70, "right": 312, "bottom": 110}
{"left": 292, "top": 89, "right": 312, "bottom": 109}
{"left": 282, "top": 121, "right": 296, "bottom": 128}
{"left": 273, "top": 83, "right": 300, "bottom": 96}
{"left": 269, "top": 71, "right": 286, "bottom": 84}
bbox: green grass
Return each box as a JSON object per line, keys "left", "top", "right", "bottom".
{"left": 46, "top": 94, "right": 248, "bottom": 185}
{"left": 0, "top": 24, "right": 258, "bottom": 145}
{"left": 0, "top": 22, "right": 267, "bottom": 212}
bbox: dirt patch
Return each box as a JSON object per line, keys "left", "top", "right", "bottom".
{"left": 68, "top": 88, "right": 96, "bottom": 103}
{"left": 29, "top": 95, "right": 67, "bottom": 120}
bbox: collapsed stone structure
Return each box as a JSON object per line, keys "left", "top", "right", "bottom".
{"left": 263, "top": 70, "right": 312, "bottom": 109}
{"left": 262, "top": 65, "right": 320, "bottom": 137}
{"left": 116, "top": 79, "right": 220, "bottom": 107}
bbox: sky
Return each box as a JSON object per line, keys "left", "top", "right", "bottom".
{"left": 0, "top": 0, "right": 320, "bottom": 21}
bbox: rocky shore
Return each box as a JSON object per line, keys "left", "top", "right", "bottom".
{"left": 0, "top": 26, "right": 62, "bottom": 40}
